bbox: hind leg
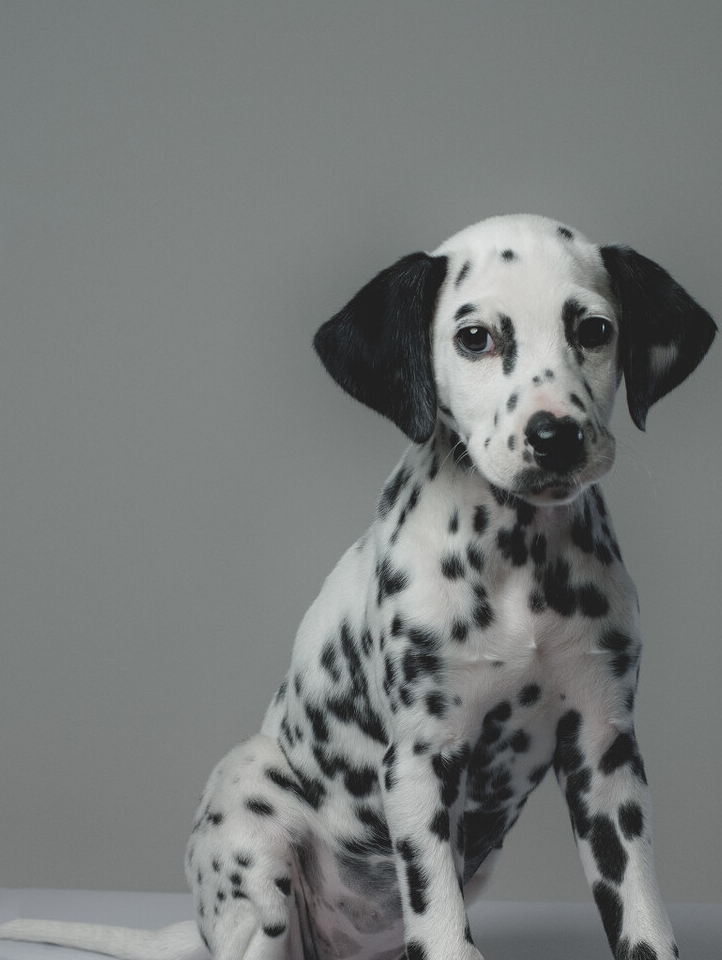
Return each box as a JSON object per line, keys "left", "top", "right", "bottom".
{"left": 185, "top": 736, "right": 311, "bottom": 960}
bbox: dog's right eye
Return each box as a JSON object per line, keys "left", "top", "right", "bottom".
{"left": 456, "top": 326, "right": 494, "bottom": 356}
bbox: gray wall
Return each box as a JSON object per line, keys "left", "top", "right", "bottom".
{"left": 1, "top": 1, "right": 720, "bottom": 902}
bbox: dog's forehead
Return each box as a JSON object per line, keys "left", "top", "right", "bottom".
{"left": 433, "top": 214, "right": 612, "bottom": 311}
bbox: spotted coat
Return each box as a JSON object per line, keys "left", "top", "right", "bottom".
{"left": 184, "top": 215, "right": 715, "bottom": 960}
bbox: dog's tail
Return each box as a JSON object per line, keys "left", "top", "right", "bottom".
{"left": 0, "top": 918, "right": 209, "bottom": 960}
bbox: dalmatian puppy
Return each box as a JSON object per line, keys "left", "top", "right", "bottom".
{"left": 0, "top": 215, "right": 715, "bottom": 960}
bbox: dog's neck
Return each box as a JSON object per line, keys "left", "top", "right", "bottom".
{"left": 384, "top": 420, "right": 621, "bottom": 566}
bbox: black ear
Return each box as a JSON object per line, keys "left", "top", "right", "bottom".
{"left": 313, "top": 252, "right": 448, "bottom": 442}
{"left": 601, "top": 245, "right": 717, "bottom": 430}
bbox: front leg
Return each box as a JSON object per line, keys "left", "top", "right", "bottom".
{"left": 381, "top": 740, "right": 481, "bottom": 960}
{"left": 554, "top": 708, "right": 679, "bottom": 960}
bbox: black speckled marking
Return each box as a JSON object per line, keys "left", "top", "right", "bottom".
{"left": 618, "top": 801, "right": 644, "bottom": 840}
{"left": 519, "top": 683, "right": 541, "bottom": 706}
{"left": 563, "top": 298, "right": 585, "bottom": 364}
{"left": 245, "top": 797, "right": 275, "bottom": 817}
{"left": 405, "top": 941, "right": 428, "bottom": 960}
{"left": 455, "top": 260, "right": 472, "bottom": 287}
{"left": 593, "top": 880, "right": 623, "bottom": 954}
{"left": 557, "top": 225, "right": 574, "bottom": 240}
{"left": 499, "top": 314, "right": 518, "bottom": 375}
{"left": 454, "top": 302, "right": 477, "bottom": 322}
{"left": 590, "top": 813, "right": 628, "bottom": 884}
{"left": 396, "top": 838, "right": 428, "bottom": 914}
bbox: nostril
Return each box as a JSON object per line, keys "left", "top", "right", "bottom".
{"left": 525, "top": 412, "right": 585, "bottom": 474}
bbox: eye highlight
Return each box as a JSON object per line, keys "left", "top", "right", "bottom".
{"left": 577, "top": 316, "right": 614, "bottom": 349}
{"left": 456, "top": 325, "right": 495, "bottom": 356}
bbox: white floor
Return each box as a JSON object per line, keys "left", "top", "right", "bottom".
{"left": 1, "top": 889, "right": 719, "bottom": 960}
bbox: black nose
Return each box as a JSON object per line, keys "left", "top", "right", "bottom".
{"left": 525, "top": 412, "right": 586, "bottom": 474}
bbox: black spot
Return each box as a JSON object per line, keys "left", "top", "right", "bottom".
{"left": 275, "top": 876, "right": 292, "bottom": 895}
{"left": 327, "top": 695, "right": 388, "bottom": 744}
{"left": 577, "top": 583, "right": 609, "bottom": 618}
{"left": 207, "top": 811, "right": 224, "bottom": 826}
{"left": 448, "top": 509, "right": 460, "bottom": 533}
{"left": 441, "top": 552, "right": 465, "bottom": 579}
{"left": 455, "top": 260, "right": 472, "bottom": 287}
{"left": 618, "top": 801, "right": 644, "bottom": 840}
{"left": 406, "top": 940, "right": 428, "bottom": 960}
{"left": 426, "top": 691, "right": 448, "bottom": 716}
{"left": 508, "top": 435, "right": 516, "bottom": 450}
{"left": 429, "top": 808, "right": 451, "bottom": 841}
{"left": 564, "top": 765, "right": 592, "bottom": 838}
{"left": 396, "top": 839, "right": 428, "bottom": 914}
{"left": 599, "top": 732, "right": 646, "bottom": 782}
{"left": 454, "top": 302, "right": 477, "bottom": 321}
{"left": 262, "top": 924, "right": 286, "bottom": 938}
{"left": 557, "top": 225, "right": 574, "bottom": 240}
{"left": 432, "top": 744, "right": 470, "bottom": 806}
{"left": 355, "top": 805, "right": 393, "bottom": 853}
{"left": 472, "top": 583, "right": 494, "bottom": 628}
{"left": 498, "top": 525, "right": 528, "bottom": 566}
{"left": 379, "top": 465, "right": 410, "bottom": 519}
{"left": 305, "top": 703, "right": 330, "bottom": 742}
{"left": 590, "top": 814, "right": 628, "bottom": 884}
{"left": 245, "top": 797, "right": 275, "bottom": 817}
{"left": 507, "top": 392, "right": 519, "bottom": 412}
{"left": 451, "top": 619, "right": 469, "bottom": 642}
{"left": 569, "top": 393, "right": 586, "bottom": 412}
{"left": 466, "top": 542, "right": 485, "bottom": 571}
{"left": 499, "top": 314, "right": 518, "bottom": 375}
{"left": 501, "top": 249, "right": 517, "bottom": 261}
{"left": 212, "top": 858, "right": 221, "bottom": 872}
{"left": 344, "top": 765, "right": 378, "bottom": 797}
{"left": 593, "top": 880, "right": 623, "bottom": 953}
{"left": 320, "top": 641, "right": 341, "bottom": 682}
{"left": 554, "top": 710, "right": 584, "bottom": 774}
{"left": 519, "top": 683, "right": 542, "bottom": 706}
{"left": 543, "top": 559, "right": 577, "bottom": 616}
{"left": 510, "top": 729, "right": 530, "bottom": 753}
{"left": 235, "top": 852, "right": 253, "bottom": 867}
{"left": 563, "top": 298, "right": 585, "bottom": 364}
{"left": 268, "top": 764, "right": 327, "bottom": 810}
{"left": 377, "top": 557, "right": 410, "bottom": 605}
{"left": 312, "top": 744, "right": 346, "bottom": 779}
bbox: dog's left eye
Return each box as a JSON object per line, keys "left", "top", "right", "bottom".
{"left": 456, "top": 326, "right": 494, "bottom": 355}
{"left": 577, "top": 316, "right": 614, "bottom": 348}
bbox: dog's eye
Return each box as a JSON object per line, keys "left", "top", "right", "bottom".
{"left": 577, "top": 316, "right": 614, "bottom": 348}
{"left": 456, "top": 326, "right": 494, "bottom": 355}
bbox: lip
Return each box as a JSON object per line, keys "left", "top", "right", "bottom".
{"left": 509, "top": 467, "right": 586, "bottom": 504}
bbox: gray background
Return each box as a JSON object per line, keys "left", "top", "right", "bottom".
{"left": 1, "top": 0, "right": 719, "bottom": 902}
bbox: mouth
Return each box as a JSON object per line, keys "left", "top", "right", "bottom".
{"left": 510, "top": 467, "right": 588, "bottom": 504}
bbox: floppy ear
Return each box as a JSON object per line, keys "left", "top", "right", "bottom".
{"left": 313, "top": 252, "right": 448, "bottom": 443}
{"left": 601, "top": 245, "right": 717, "bottom": 430}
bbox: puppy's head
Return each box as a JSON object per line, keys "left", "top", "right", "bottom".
{"left": 314, "top": 215, "right": 716, "bottom": 505}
